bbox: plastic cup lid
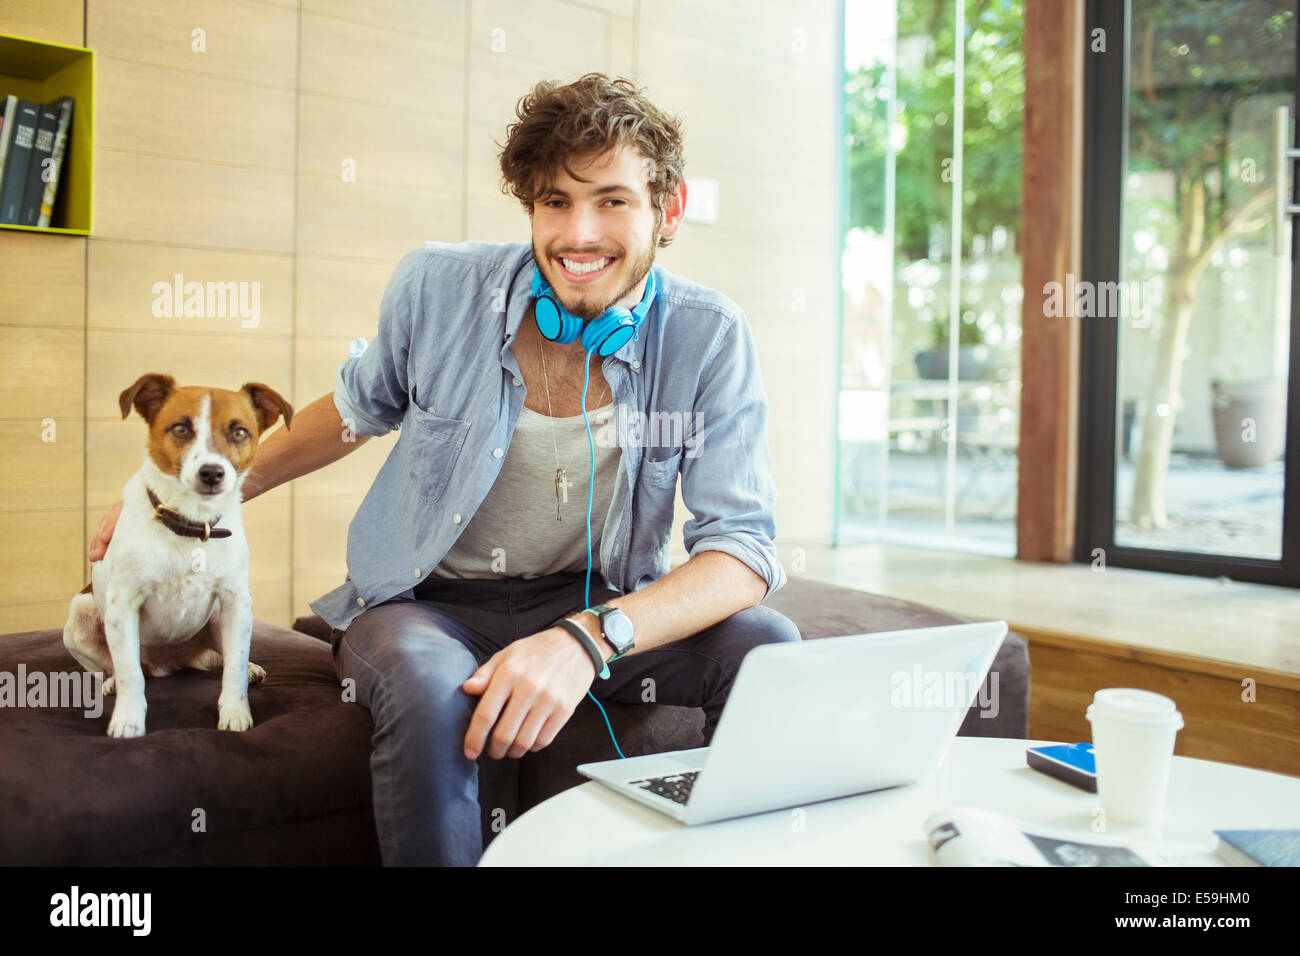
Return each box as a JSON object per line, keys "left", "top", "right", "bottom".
{"left": 1085, "top": 687, "right": 1184, "bottom": 727}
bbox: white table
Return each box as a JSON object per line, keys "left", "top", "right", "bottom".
{"left": 478, "top": 737, "right": 1300, "bottom": 865}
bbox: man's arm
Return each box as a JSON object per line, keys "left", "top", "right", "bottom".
{"left": 241, "top": 392, "right": 371, "bottom": 502}
{"left": 460, "top": 550, "right": 765, "bottom": 760}
{"left": 564, "top": 550, "right": 766, "bottom": 662}
{"left": 561, "top": 308, "right": 782, "bottom": 660}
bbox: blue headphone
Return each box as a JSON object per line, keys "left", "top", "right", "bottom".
{"left": 530, "top": 262, "right": 658, "bottom": 356}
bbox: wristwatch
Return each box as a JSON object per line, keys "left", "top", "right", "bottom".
{"left": 581, "top": 604, "right": 635, "bottom": 663}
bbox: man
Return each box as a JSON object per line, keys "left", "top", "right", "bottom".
{"left": 90, "top": 73, "right": 799, "bottom": 866}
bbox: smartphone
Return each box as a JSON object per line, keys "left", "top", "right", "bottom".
{"left": 1026, "top": 742, "right": 1097, "bottom": 792}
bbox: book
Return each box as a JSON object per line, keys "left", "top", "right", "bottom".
{"left": 37, "top": 96, "right": 73, "bottom": 228}
{"left": 0, "top": 99, "right": 40, "bottom": 224}
{"left": 0, "top": 95, "right": 20, "bottom": 208}
{"left": 1213, "top": 829, "right": 1300, "bottom": 867}
{"left": 924, "top": 805, "right": 1220, "bottom": 867}
{"left": 19, "top": 99, "right": 60, "bottom": 225}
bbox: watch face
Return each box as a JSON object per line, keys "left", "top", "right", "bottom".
{"left": 604, "top": 609, "right": 634, "bottom": 648}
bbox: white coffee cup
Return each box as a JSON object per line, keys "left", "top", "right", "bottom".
{"left": 1085, "top": 688, "right": 1184, "bottom": 827}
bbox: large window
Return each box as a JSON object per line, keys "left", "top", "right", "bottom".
{"left": 1080, "top": 0, "right": 1299, "bottom": 586}
{"left": 838, "top": 0, "right": 1025, "bottom": 554}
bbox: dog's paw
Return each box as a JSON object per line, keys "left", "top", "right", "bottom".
{"left": 217, "top": 698, "right": 254, "bottom": 732}
{"left": 106, "top": 704, "right": 145, "bottom": 738}
{"left": 102, "top": 675, "right": 116, "bottom": 696}
{"left": 247, "top": 661, "right": 267, "bottom": 684}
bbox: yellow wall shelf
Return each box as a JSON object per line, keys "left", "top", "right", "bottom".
{"left": 0, "top": 32, "right": 93, "bottom": 235}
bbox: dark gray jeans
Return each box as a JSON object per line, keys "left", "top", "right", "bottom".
{"left": 330, "top": 569, "right": 801, "bottom": 866}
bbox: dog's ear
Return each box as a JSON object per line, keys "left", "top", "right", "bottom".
{"left": 118, "top": 373, "right": 176, "bottom": 424}
{"left": 241, "top": 383, "right": 294, "bottom": 433}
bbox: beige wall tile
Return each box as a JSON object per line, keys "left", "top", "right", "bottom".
{"left": 0, "top": 601, "right": 80, "bottom": 635}
{"left": 243, "top": 485, "right": 291, "bottom": 592}
{"left": 0, "top": 511, "right": 84, "bottom": 607}
{"left": 299, "top": 11, "right": 465, "bottom": 115}
{"left": 295, "top": 255, "right": 397, "bottom": 342}
{"left": 301, "top": 0, "right": 467, "bottom": 39}
{"left": 298, "top": 93, "right": 464, "bottom": 190}
{"left": 95, "top": 56, "right": 296, "bottom": 170}
{"left": 465, "top": 194, "right": 531, "bottom": 243}
{"left": 0, "top": 0, "right": 83, "bottom": 46}
{"left": 297, "top": 177, "right": 461, "bottom": 260}
{"left": 0, "top": 326, "right": 85, "bottom": 419}
{"left": 469, "top": 0, "right": 609, "bottom": 75}
{"left": 0, "top": 419, "right": 84, "bottom": 513}
{"left": 94, "top": 149, "right": 296, "bottom": 251}
{"left": 250, "top": 580, "right": 292, "bottom": 629}
{"left": 567, "top": 0, "right": 635, "bottom": 18}
{"left": 0, "top": 233, "right": 85, "bottom": 328}
{"left": 86, "top": 0, "right": 298, "bottom": 88}
{"left": 292, "top": 495, "right": 353, "bottom": 583}
{"left": 606, "top": 12, "right": 637, "bottom": 76}
{"left": 639, "top": 0, "right": 837, "bottom": 65}
{"left": 88, "top": 240, "right": 294, "bottom": 337}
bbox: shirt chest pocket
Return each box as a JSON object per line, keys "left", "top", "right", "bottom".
{"left": 629, "top": 448, "right": 682, "bottom": 554}
{"left": 405, "top": 406, "right": 471, "bottom": 503}
{"left": 641, "top": 447, "right": 683, "bottom": 489}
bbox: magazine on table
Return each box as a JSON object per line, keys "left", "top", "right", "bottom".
{"left": 924, "top": 806, "right": 1222, "bottom": 867}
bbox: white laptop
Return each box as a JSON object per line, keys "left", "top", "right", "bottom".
{"left": 577, "top": 620, "right": 1008, "bottom": 825}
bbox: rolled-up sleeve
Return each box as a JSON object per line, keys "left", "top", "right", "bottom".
{"left": 333, "top": 248, "right": 425, "bottom": 437}
{"left": 679, "top": 310, "right": 787, "bottom": 601}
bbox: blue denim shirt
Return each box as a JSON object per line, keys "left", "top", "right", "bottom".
{"left": 310, "top": 240, "right": 786, "bottom": 633}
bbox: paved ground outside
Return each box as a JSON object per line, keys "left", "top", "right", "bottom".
{"left": 839, "top": 444, "right": 1285, "bottom": 561}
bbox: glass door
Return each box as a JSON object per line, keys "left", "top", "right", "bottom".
{"left": 1080, "top": 0, "right": 1300, "bottom": 585}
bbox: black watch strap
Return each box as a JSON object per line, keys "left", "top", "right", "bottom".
{"left": 551, "top": 617, "right": 607, "bottom": 680}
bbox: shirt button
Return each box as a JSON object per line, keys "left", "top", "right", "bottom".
{"left": 452, "top": 513, "right": 462, "bottom": 524}
{"left": 356, "top": 597, "right": 366, "bottom": 607}
{"left": 631, "top": 359, "right": 641, "bottom": 371}
{"left": 513, "top": 377, "right": 522, "bottom": 386}
{"left": 413, "top": 568, "right": 421, "bottom": 578}
{"left": 492, "top": 448, "right": 503, "bottom": 458}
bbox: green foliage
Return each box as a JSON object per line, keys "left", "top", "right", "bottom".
{"left": 1127, "top": 0, "right": 1292, "bottom": 235}
{"left": 845, "top": 0, "right": 1025, "bottom": 260}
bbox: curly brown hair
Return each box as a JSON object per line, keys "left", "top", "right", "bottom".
{"left": 497, "top": 73, "right": 686, "bottom": 248}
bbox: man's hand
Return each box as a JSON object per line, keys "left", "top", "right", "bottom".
{"left": 89, "top": 499, "right": 124, "bottom": 562}
{"left": 460, "top": 623, "right": 604, "bottom": 760}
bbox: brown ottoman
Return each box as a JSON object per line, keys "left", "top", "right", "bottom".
{"left": 0, "top": 622, "right": 380, "bottom": 865}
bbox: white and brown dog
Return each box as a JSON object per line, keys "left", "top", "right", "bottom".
{"left": 63, "top": 373, "right": 292, "bottom": 738}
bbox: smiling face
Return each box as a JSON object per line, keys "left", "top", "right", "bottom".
{"left": 530, "top": 144, "right": 685, "bottom": 322}
{"left": 118, "top": 374, "right": 293, "bottom": 499}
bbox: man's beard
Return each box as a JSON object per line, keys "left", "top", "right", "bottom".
{"left": 535, "top": 239, "right": 657, "bottom": 322}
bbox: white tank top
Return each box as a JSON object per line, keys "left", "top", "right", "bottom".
{"left": 430, "top": 402, "right": 621, "bottom": 579}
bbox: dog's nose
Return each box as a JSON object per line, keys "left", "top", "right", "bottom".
{"left": 198, "top": 464, "right": 226, "bottom": 487}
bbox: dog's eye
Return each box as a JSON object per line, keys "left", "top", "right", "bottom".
{"left": 169, "top": 423, "right": 191, "bottom": 439}
{"left": 231, "top": 426, "right": 250, "bottom": 442}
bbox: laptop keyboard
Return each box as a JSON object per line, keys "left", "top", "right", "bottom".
{"left": 627, "top": 771, "right": 700, "bottom": 806}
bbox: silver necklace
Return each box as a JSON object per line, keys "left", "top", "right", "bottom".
{"left": 538, "top": 339, "right": 609, "bottom": 521}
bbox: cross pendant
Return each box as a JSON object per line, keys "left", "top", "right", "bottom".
{"left": 554, "top": 468, "right": 571, "bottom": 520}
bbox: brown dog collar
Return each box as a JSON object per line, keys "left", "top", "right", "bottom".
{"left": 146, "top": 486, "right": 233, "bottom": 542}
